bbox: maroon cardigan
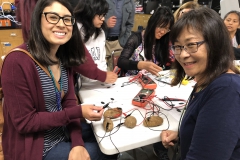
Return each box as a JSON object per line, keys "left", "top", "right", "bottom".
{"left": 1, "top": 44, "right": 95, "bottom": 160}
{"left": 73, "top": 47, "right": 106, "bottom": 82}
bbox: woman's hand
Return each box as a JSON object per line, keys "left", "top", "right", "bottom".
{"left": 81, "top": 105, "right": 104, "bottom": 121}
{"left": 137, "top": 61, "right": 162, "bottom": 75}
{"left": 68, "top": 146, "right": 90, "bottom": 160}
{"left": 161, "top": 130, "right": 178, "bottom": 148}
{"left": 104, "top": 71, "right": 118, "bottom": 83}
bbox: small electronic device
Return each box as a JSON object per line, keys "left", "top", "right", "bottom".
{"left": 138, "top": 74, "right": 157, "bottom": 89}
{"left": 132, "top": 89, "right": 155, "bottom": 108}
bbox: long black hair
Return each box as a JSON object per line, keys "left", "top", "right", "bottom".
{"left": 28, "top": 0, "right": 85, "bottom": 67}
{"left": 74, "top": 0, "right": 109, "bottom": 43}
{"left": 170, "top": 7, "right": 239, "bottom": 88}
{"left": 144, "top": 6, "right": 174, "bottom": 67}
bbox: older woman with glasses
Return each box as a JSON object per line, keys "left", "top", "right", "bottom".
{"left": 117, "top": 6, "right": 174, "bottom": 76}
{"left": 160, "top": 7, "right": 240, "bottom": 160}
{"left": 1, "top": 0, "right": 113, "bottom": 160}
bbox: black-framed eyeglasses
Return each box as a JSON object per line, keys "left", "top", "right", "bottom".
{"left": 171, "top": 41, "right": 205, "bottom": 55}
{"left": 42, "top": 12, "right": 75, "bottom": 26}
{"left": 98, "top": 14, "right": 106, "bottom": 20}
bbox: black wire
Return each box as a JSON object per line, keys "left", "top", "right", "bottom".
{"left": 98, "top": 130, "right": 107, "bottom": 144}
{"left": 121, "top": 81, "right": 138, "bottom": 87}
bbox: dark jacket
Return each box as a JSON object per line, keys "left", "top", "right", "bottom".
{"left": 233, "top": 29, "right": 240, "bottom": 60}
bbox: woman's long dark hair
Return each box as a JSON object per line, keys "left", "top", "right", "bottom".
{"left": 28, "top": 0, "right": 85, "bottom": 68}
{"left": 170, "top": 7, "right": 239, "bottom": 88}
{"left": 144, "top": 6, "right": 174, "bottom": 67}
{"left": 74, "top": 0, "right": 109, "bottom": 43}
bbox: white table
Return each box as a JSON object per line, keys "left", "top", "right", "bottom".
{"left": 79, "top": 73, "right": 194, "bottom": 155}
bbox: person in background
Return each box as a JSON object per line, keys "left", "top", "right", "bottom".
{"left": 105, "top": 0, "right": 135, "bottom": 71}
{"left": 1, "top": 0, "right": 116, "bottom": 159}
{"left": 161, "top": 7, "right": 240, "bottom": 159}
{"left": 117, "top": 6, "right": 174, "bottom": 77}
{"left": 223, "top": 10, "right": 240, "bottom": 60}
{"left": 173, "top": 1, "right": 200, "bottom": 22}
{"left": 74, "top": 0, "right": 108, "bottom": 82}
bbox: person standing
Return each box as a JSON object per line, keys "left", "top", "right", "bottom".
{"left": 105, "top": 0, "right": 135, "bottom": 71}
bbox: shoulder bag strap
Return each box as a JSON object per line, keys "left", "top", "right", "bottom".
{"left": 3, "top": 48, "right": 61, "bottom": 91}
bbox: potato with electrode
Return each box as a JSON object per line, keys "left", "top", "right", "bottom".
{"left": 143, "top": 116, "right": 163, "bottom": 127}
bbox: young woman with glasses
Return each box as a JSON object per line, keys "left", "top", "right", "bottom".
{"left": 117, "top": 6, "right": 174, "bottom": 76}
{"left": 160, "top": 7, "right": 240, "bottom": 159}
{"left": 1, "top": 0, "right": 113, "bottom": 159}
{"left": 73, "top": 0, "right": 117, "bottom": 83}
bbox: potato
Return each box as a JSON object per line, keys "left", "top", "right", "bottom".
{"left": 103, "top": 107, "right": 122, "bottom": 119}
{"left": 143, "top": 116, "right": 163, "bottom": 127}
{"left": 124, "top": 116, "right": 137, "bottom": 128}
{"left": 103, "top": 118, "right": 114, "bottom": 132}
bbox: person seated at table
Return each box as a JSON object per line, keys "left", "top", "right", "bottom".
{"left": 74, "top": 0, "right": 109, "bottom": 83}
{"left": 160, "top": 7, "right": 240, "bottom": 159}
{"left": 15, "top": 0, "right": 118, "bottom": 90}
{"left": 223, "top": 10, "right": 240, "bottom": 60}
{"left": 173, "top": 1, "right": 200, "bottom": 22}
{"left": 1, "top": 0, "right": 117, "bottom": 159}
{"left": 117, "top": 6, "right": 174, "bottom": 76}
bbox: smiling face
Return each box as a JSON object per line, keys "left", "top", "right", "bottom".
{"left": 224, "top": 13, "right": 240, "bottom": 33}
{"left": 174, "top": 27, "right": 207, "bottom": 81}
{"left": 41, "top": 2, "right": 73, "bottom": 50}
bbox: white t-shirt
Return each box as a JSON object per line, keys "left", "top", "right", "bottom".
{"left": 77, "top": 23, "right": 107, "bottom": 82}
{"left": 232, "top": 36, "right": 238, "bottom": 48}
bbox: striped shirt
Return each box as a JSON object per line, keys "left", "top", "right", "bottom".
{"left": 35, "top": 63, "right": 68, "bottom": 157}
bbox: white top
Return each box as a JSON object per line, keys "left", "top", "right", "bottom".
{"left": 232, "top": 36, "right": 238, "bottom": 48}
{"left": 77, "top": 23, "right": 107, "bottom": 82}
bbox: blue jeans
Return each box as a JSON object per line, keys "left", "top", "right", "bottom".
{"left": 44, "top": 122, "right": 118, "bottom": 160}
